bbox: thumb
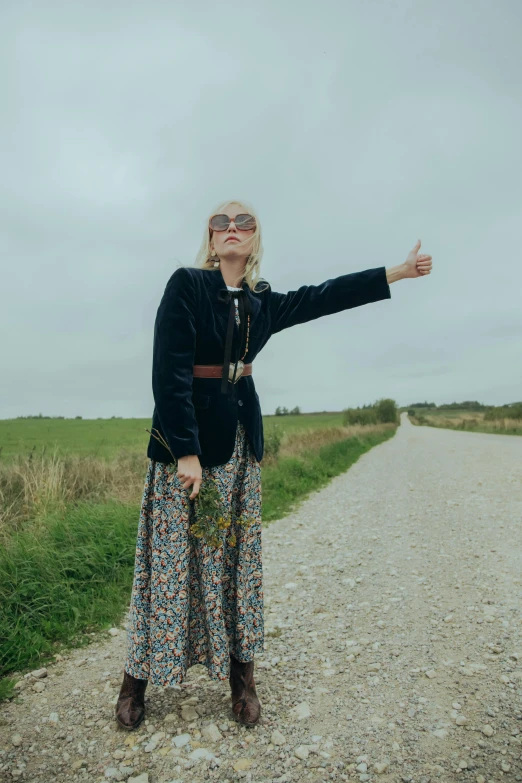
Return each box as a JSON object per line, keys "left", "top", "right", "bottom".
{"left": 409, "top": 239, "right": 421, "bottom": 257}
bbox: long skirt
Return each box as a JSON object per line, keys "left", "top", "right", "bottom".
{"left": 123, "top": 419, "right": 264, "bottom": 687}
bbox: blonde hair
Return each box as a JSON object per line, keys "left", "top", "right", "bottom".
{"left": 193, "top": 198, "right": 270, "bottom": 293}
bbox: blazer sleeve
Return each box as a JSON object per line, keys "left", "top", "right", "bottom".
{"left": 152, "top": 267, "right": 202, "bottom": 459}
{"left": 268, "top": 266, "right": 391, "bottom": 334}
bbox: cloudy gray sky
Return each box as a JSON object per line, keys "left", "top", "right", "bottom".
{"left": 1, "top": 0, "right": 521, "bottom": 421}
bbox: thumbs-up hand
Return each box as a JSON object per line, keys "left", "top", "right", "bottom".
{"left": 403, "top": 239, "right": 432, "bottom": 279}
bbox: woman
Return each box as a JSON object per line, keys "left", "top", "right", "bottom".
{"left": 115, "top": 199, "right": 432, "bottom": 730}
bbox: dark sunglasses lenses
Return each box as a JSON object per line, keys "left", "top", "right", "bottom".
{"left": 233, "top": 214, "right": 256, "bottom": 230}
{"left": 209, "top": 213, "right": 256, "bottom": 231}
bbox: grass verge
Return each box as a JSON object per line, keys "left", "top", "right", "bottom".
{"left": 262, "top": 426, "right": 395, "bottom": 522}
{"left": 0, "top": 500, "right": 138, "bottom": 700}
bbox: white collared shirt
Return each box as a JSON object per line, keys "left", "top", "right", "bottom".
{"left": 226, "top": 284, "right": 242, "bottom": 322}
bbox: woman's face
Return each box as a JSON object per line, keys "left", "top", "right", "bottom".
{"left": 209, "top": 203, "right": 255, "bottom": 263}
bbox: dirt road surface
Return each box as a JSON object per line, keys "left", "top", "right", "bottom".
{"left": 1, "top": 413, "right": 521, "bottom": 783}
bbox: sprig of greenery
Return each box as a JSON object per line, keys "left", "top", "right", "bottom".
{"left": 145, "top": 428, "right": 255, "bottom": 549}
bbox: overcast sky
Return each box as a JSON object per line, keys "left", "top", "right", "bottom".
{"left": 1, "top": 0, "right": 521, "bottom": 421}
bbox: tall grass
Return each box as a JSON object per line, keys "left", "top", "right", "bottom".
{"left": 409, "top": 413, "right": 522, "bottom": 436}
{"left": 483, "top": 403, "right": 522, "bottom": 421}
{"left": 273, "top": 422, "right": 394, "bottom": 459}
{"left": 0, "top": 448, "right": 147, "bottom": 542}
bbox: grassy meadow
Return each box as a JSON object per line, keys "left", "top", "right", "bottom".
{"left": 0, "top": 411, "right": 350, "bottom": 461}
{"left": 0, "top": 405, "right": 398, "bottom": 699}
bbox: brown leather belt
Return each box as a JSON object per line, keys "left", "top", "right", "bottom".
{"left": 193, "top": 363, "right": 253, "bottom": 379}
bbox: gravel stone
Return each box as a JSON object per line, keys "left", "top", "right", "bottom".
{"left": 271, "top": 729, "right": 286, "bottom": 745}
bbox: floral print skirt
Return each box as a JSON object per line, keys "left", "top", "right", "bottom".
{"left": 123, "top": 419, "right": 264, "bottom": 687}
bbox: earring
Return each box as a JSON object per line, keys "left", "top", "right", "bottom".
{"left": 211, "top": 249, "right": 219, "bottom": 268}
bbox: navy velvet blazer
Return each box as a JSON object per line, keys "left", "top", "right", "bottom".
{"left": 146, "top": 264, "right": 391, "bottom": 467}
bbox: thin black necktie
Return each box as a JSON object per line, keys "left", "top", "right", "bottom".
{"left": 217, "top": 288, "right": 252, "bottom": 395}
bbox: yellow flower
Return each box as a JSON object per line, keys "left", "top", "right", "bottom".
{"left": 237, "top": 515, "right": 255, "bottom": 529}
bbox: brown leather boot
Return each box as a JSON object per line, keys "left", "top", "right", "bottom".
{"left": 229, "top": 653, "right": 261, "bottom": 727}
{"left": 115, "top": 669, "right": 148, "bottom": 730}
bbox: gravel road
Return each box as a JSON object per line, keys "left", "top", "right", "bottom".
{"left": 2, "top": 413, "right": 522, "bottom": 783}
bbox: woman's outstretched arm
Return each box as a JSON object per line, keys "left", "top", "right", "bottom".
{"left": 268, "top": 240, "right": 432, "bottom": 334}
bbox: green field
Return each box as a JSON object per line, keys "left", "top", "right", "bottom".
{"left": 0, "top": 411, "right": 348, "bottom": 460}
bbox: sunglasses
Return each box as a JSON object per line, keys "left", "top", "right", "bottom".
{"left": 209, "top": 213, "right": 256, "bottom": 232}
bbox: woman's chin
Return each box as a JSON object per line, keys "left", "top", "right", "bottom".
{"left": 220, "top": 248, "right": 248, "bottom": 262}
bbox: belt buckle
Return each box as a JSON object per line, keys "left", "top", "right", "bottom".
{"left": 229, "top": 360, "right": 244, "bottom": 383}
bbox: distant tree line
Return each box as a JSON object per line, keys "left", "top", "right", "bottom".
{"left": 406, "top": 400, "right": 522, "bottom": 414}
{"left": 12, "top": 414, "right": 123, "bottom": 420}
{"left": 343, "top": 398, "right": 399, "bottom": 425}
{"left": 407, "top": 401, "right": 522, "bottom": 421}
{"left": 13, "top": 414, "right": 83, "bottom": 420}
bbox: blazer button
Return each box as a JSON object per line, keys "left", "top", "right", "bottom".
{"left": 238, "top": 399, "right": 244, "bottom": 406}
